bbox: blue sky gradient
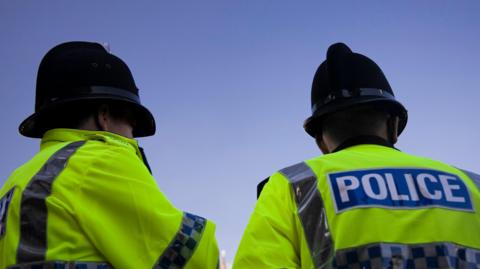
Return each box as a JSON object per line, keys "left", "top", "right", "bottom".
{"left": 1, "top": 1, "right": 479, "bottom": 263}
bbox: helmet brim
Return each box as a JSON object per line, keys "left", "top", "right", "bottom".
{"left": 303, "top": 97, "right": 408, "bottom": 138}
{"left": 19, "top": 95, "right": 156, "bottom": 138}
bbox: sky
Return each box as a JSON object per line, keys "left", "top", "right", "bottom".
{"left": 1, "top": 1, "right": 479, "bottom": 265}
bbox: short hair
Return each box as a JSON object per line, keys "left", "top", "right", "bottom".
{"left": 321, "top": 104, "right": 390, "bottom": 144}
{"left": 39, "top": 100, "right": 137, "bottom": 131}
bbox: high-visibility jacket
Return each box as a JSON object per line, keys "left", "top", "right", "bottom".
{"left": 233, "top": 140, "right": 480, "bottom": 269}
{"left": 0, "top": 129, "right": 219, "bottom": 269}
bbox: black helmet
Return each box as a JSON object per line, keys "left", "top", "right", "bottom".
{"left": 304, "top": 43, "right": 408, "bottom": 137}
{"left": 19, "top": 41, "right": 156, "bottom": 138}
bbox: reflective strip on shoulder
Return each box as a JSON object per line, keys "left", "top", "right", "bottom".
{"left": 0, "top": 187, "right": 16, "bottom": 239}
{"left": 8, "top": 261, "right": 112, "bottom": 269}
{"left": 279, "top": 162, "right": 334, "bottom": 268}
{"left": 334, "top": 242, "right": 480, "bottom": 269}
{"left": 460, "top": 169, "right": 480, "bottom": 191}
{"left": 154, "top": 212, "right": 207, "bottom": 269}
{"left": 256, "top": 177, "right": 270, "bottom": 199}
{"left": 17, "top": 141, "right": 86, "bottom": 263}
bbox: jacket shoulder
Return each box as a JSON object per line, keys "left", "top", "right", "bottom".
{"left": 457, "top": 168, "right": 480, "bottom": 190}
{"left": 257, "top": 161, "right": 316, "bottom": 199}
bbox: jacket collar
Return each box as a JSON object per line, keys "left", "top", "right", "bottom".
{"left": 41, "top": 128, "right": 139, "bottom": 152}
{"left": 41, "top": 128, "right": 153, "bottom": 174}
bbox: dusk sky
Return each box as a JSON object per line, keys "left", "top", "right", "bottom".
{"left": 1, "top": 1, "right": 479, "bottom": 265}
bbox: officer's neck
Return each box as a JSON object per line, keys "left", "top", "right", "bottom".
{"left": 319, "top": 119, "right": 399, "bottom": 154}
{"left": 319, "top": 133, "right": 395, "bottom": 154}
{"left": 332, "top": 135, "right": 395, "bottom": 153}
{"left": 79, "top": 115, "right": 134, "bottom": 139}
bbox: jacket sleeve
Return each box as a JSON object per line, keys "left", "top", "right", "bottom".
{"left": 72, "top": 145, "right": 219, "bottom": 269}
{"left": 233, "top": 172, "right": 300, "bottom": 269}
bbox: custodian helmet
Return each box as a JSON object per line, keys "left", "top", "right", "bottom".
{"left": 19, "top": 41, "right": 155, "bottom": 138}
{"left": 303, "top": 43, "right": 407, "bottom": 137}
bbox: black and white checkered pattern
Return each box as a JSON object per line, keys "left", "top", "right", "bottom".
{"left": 7, "top": 261, "right": 112, "bottom": 269}
{"left": 0, "top": 187, "right": 15, "bottom": 239}
{"left": 333, "top": 242, "right": 480, "bottom": 269}
{"left": 155, "top": 212, "right": 206, "bottom": 269}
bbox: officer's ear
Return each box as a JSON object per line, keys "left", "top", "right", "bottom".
{"left": 95, "top": 104, "right": 110, "bottom": 132}
{"left": 315, "top": 133, "right": 330, "bottom": 154}
{"left": 387, "top": 115, "right": 399, "bottom": 145}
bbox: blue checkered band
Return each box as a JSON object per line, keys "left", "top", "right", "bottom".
{"left": 333, "top": 242, "right": 480, "bottom": 269}
{"left": 7, "top": 261, "right": 112, "bottom": 269}
{"left": 0, "top": 187, "right": 15, "bottom": 239}
{"left": 155, "top": 212, "right": 207, "bottom": 269}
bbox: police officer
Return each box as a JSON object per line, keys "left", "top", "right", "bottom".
{"left": 233, "top": 43, "right": 480, "bottom": 269}
{"left": 0, "top": 41, "right": 219, "bottom": 269}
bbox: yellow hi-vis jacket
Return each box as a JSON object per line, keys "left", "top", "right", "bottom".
{"left": 0, "top": 129, "right": 219, "bottom": 269}
{"left": 233, "top": 142, "right": 480, "bottom": 269}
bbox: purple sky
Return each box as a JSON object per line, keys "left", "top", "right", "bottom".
{"left": 1, "top": 1, "right": 479, "bottom": 264}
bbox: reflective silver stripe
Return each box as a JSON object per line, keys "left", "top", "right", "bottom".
{"left": 154, "top": 212, "right": 207, "bottom": 269}
{"left": 460, "top": 169, "right": 480, "bottom": 190}
{"left": 8, "top": 261, "right": 112, "bottom": 269}
{"left": 0, "top": 187, "right": 16, "bottom": 239}
{"left": 46, "top": 86, "right": 141, "bottom": 108}
{"left": 280, "top": 162, "right": 334, "bottom": 269}
{"left": 312, "top": 88, "right": 395, "bottom": 113}
{"left": 17, "top": 141, "right": 86, "bottom": 263}
{"left": 334, "top": 242, "right": 480, "bottom": 268}
{"left": 89, "top": 86, "right": 141, "bottom": 103}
